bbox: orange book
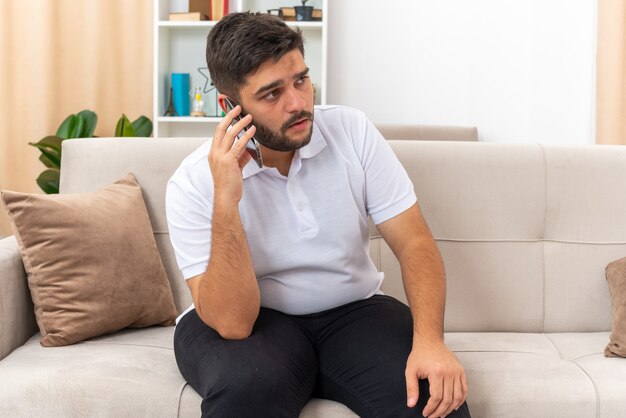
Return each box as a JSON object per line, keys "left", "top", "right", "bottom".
{"left": 168, "top": 12, "right": 208, "bottom": 21}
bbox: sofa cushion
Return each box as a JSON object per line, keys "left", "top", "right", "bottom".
{"left": 0, "top": 327, "right": 185, "bottom": 417}
{"left": 1, "top": 329, "right": 620, "bottom": 418}
{"left": 0, "top": 326, "right": 358, "bottom": 418}
{"left": 448, "top": 332, "right": 623, "bottom": 418}
{"left": 0, "top": 173, "right": 178, "bottom": 347}
{"left": 604, "top": 256, "right": 626, "bottom": 357}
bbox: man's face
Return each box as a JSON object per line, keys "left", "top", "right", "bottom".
{"left": 237, "top": 49, "right": 315, "bottom": 152}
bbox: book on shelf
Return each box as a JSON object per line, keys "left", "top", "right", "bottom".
{"left": 312, "top": 9, "right": 322, "bottom": 21}
{"left": 168, "top": 12, "right": 209, "bottom": 21}
{"left": 279, "top": 7, "right": 296, "bottom": 21}
{"left": 211, "top": 0, "right": 229, "bottom": 21}
{"left": 189, "top": 0, "right": 212, "bottom": 19}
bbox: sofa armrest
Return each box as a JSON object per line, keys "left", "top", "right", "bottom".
{"left": 0, "top": 236, "right": 37, "bottom": 360}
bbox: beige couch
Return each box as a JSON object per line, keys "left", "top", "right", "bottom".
{"left": 1, "top": 137, "right": 625, "bottom": 417}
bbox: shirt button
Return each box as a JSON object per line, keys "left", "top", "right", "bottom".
{"left": 297, "top": 204, "right": 304, "bottom": 211}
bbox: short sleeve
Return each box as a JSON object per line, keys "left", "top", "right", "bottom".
{"left": 354, "top": 112, "right": 417, "bottom": 225}
{"left": 165, "top": 169, "right": 213, "bottom": 280}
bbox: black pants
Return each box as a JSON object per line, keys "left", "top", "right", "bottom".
{"left": 174, "top": 294, "right": 471, "bottom": 418}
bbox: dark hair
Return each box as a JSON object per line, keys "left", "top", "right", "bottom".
{"left": 206, "top": 12, "right": 304, "bottom": 101}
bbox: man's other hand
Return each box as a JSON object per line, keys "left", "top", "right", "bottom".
{"left": 405, "top": 339, "right": 468, "bottom": 417}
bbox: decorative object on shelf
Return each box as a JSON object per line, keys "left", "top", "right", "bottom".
{"left": 28, "top": 110, "right": 153, "bottom": 194}
{"left": 168, "top": 11, "right": 209, "bottom": 21}
{"left": 171, "top": 73, "right": 191, "bottom": 116}
{"left": 211, "top": 0, "right": 229, "bottom": 21}
{"left": 191, "top": 87, "right": 206, "bottom": 117}
{"left": 197, "top": 67, "right": 218, "bottom": 116}
{"left": 164, "top": 87, "right": 177, "bottom": 116}
{"left": 197, "top": 67, "right": 212, "bottom": 94}
{"left": 294, "top": 0, "right": 313, "bottom": 21}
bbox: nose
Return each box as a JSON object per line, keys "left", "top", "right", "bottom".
{"left": 283, "top": 87, "right": 307, "bottom": 113}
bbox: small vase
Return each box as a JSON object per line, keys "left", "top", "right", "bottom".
{"left": 294, "top": 6, "right": 313, "bottom": 21}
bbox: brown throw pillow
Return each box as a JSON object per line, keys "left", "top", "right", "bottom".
{"left": 1, "top": 173, "right": 178, "bottom": 347}
{"left": 605, "top": 257, "right": 626, "bottom": 357}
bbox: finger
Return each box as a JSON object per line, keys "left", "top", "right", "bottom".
{"left": 443, "top": 375, "right": 463, "bottom": 417}
{"left": 405, "top": 367, "right": 419, "bottom": 408}
{"left": 430, "top": 375, "right": 453, "bottom": 418}
{"left": 221, "top": 114, "right": 253, "bottom": 152}
{"left": 461, "top": 370, "right": 469, "bottom": 402}
{"left": 237, "top": 148, "right": 252, "bottom": 169}
{"left": 214, "top": 105, "right": 243, "bottom": 149}
{"left": 232, "top": 124, "right": 257, "bottom": 156}
{"left": 423, "top": 375, "right": 443, "bottom": 417}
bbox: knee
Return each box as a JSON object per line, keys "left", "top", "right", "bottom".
{"left": 200, "top": 361, "right": 309, "bottom": 418}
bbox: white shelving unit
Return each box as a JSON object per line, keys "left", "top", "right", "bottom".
{"left": 153, "top": 0, "right": 328, "bottom": 138}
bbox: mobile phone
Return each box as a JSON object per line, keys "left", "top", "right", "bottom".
{"left": 224, "top": 97, "right": 263, "bottom": 168}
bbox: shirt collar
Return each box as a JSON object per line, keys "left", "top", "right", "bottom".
{"left": 242, "top": 119, "right": 326, "bottom": 179}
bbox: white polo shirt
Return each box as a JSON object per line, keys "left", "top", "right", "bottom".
{"left": 166, "top": 105, "right": 417, "bottom": 324}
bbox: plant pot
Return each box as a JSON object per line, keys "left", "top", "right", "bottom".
{"left": 294, "top": 5, "right": 313, "bottom": 21}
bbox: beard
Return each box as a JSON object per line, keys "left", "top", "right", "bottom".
{"left": 250, "top": 109, "right": 315, "bottom": 152}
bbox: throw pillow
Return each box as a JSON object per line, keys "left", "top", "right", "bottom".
{"left": 1, "top": 173, "right": 178, "bottom": 347}
{"left": 605, "top": 256, "right": 626, "bottom": 357}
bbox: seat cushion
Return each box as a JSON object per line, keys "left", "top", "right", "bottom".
{"left": 1, "top": 329, "right": 622, "bottom": 417}
{"left": 447, "top": 332, "right": 625, "bottom": 418}
{"left": 0, "top": 327, "right": 185, "bottom": 417}
{"left": 0, "top": 326, "right": 356, "bottom": 418}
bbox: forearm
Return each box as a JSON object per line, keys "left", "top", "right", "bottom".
{"left": 400, "top": 237, "right": 446, "bottom": 343}
{"left": 196, "top": 201, "right": 260, "bottom": 339}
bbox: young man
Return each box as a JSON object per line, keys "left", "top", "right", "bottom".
{"left": 166, "top": 12, "right": 472, "bottom": 418}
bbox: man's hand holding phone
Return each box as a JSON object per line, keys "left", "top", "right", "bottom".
{"left": 209, "top": 104, "right": 256, "bottom": 207}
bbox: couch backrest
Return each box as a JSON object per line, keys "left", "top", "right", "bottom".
{"left": 375, "top": 125, "right": 478, "bottom": 141}
{"left": 61, "top": 138, "right": 626, "bottom": 333}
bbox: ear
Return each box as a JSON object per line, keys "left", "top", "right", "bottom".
{"left": 217, "top": 93, "right": 229, "bottom": 113}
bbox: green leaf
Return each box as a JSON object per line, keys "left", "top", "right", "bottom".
{"left": 56, "top": 115, "right": 75, "bottom": 139}
{"left": 29, "top": 135, "right": 63, "bottom": 153}
{"left": 28, "top": 136, "right": 63, "bottom": 168}
{"left": 77, "top": 110, "right": 98, "bottom": 137}
{"left": 69, "top": 115, "right": 84, "bottom": 138}
{"left": 30, "top": 144, "right": 61, "bottom": 168}
{"left": 115, "top": 114, "right": 137, "bottom": 137}
{"left": 39, "top": 153, "right": 57, "bottom": 168}
{"left": 36, "top": 169, "right": 60, "bottom": 194}
{"left": 131, "top": 116, "right": 153, "bottom": 137}
{"left": 56, "top": 114, "right": 85, "bottom": 139}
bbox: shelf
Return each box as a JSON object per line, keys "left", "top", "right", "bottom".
{"left": 158, "top": 21, "right": 219, "bottom": 28}
{"left": 154, "top": 0, "right": 327, "bottom": 137}
{"left": 158, "top": 20, "right": 322, "bottom": 29}
{"left": 159, "top": 116, "right": 223, "bottom": 123}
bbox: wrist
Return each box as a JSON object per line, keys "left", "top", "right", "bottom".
{"left": 413, "top": 331, "right": 444, "bottom": 346}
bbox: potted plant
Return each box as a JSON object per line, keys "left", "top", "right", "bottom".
{"left": 294, "top": 0, "right": 313, "bottom": 21}
{"left": 28, "top": 110, "right": 152, "bottom": 194}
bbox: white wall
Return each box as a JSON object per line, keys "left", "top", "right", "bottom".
{"left": 327, "top": 0, "right": 597, "bottom": 145}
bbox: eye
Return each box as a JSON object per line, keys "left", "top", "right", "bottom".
{"left": 264, "top": 89, "right": 281, "bottom": 101}
{"left": 296, "top": 75, "right": 310, "bottom": 86}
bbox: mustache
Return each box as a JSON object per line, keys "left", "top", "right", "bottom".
{"left": 281, "top": 111, "right": 314, "bottom": 132}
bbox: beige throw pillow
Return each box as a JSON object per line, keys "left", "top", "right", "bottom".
{"left": 605, "top": 257, "right": 626, "bottom": 358}
{"left": 1, "top": 173, "right": 178, "bottom": 347}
